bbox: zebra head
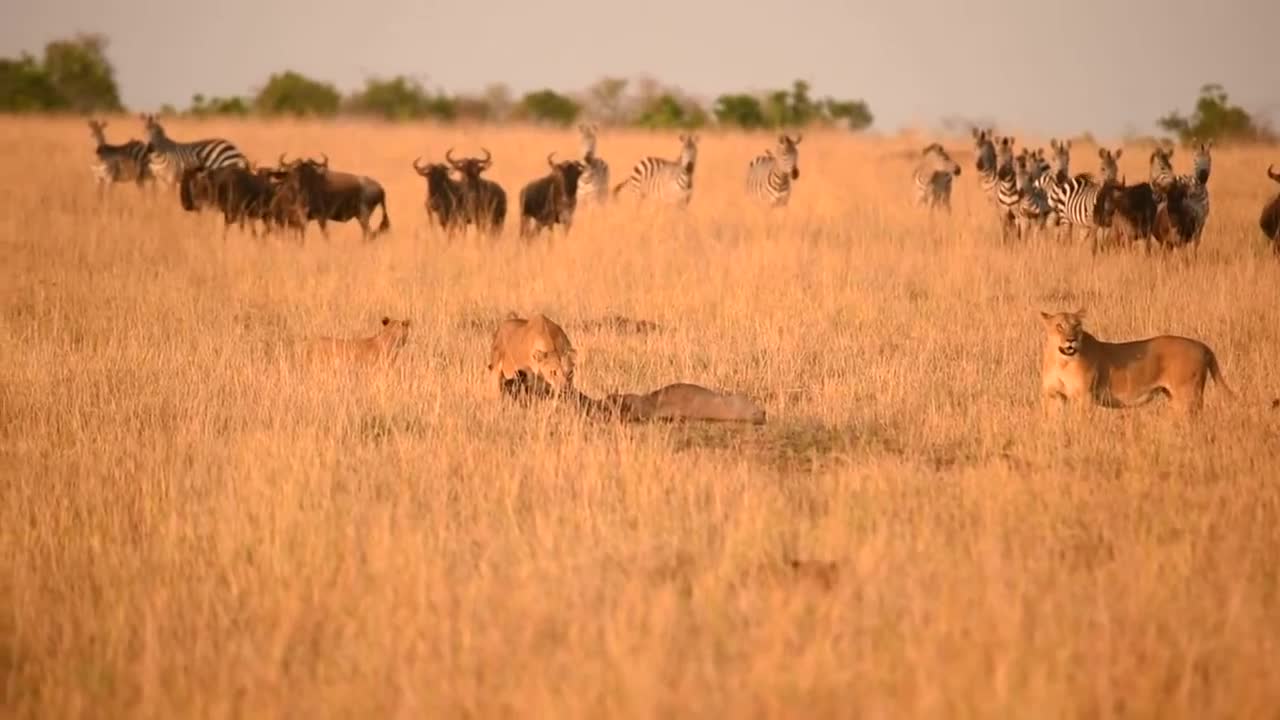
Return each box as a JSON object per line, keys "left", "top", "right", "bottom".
{"left": 88, "top": 119, "right": 108, "bottom": 146}
{"left": 1049, "top": 138, "right": 1071, "bottom": 179}
{"left": 920, "top": 143, "right": 961, "bottom": 178}
{"left": 1191, "top": 140, "right": 1213, "bottom": 184}
{"left": 774, "top": 134, "right": 802, "bottom": 180}
{"left": 578, "top": 124, "right": 599, "bottom": 159}
{"left": 677, "top": 134, "right": 699, "bottom": 173}
{"left": 1149, "top": 145, "right": 1175, "bottom": 190}
{"left": 1098, "top": 147, "right": 1123, "bottom": 184}
{"left": 972, "top": 127, "right": 996, "bottom": 173}
{"left": 994, "top": 136, "right": 1016, "bottom": 171}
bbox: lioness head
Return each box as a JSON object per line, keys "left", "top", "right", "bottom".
{"left": 1040, "top": 310, "right": 1086, "bottom": 357}
{"left": 531, "top": 342, "right": 575, "bottom": 393}
{"left": 379, "top": 316, "right": 411, "bottom": 350}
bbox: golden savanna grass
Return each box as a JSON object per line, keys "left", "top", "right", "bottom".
{"left": 3, "top": 114, "right": 1280, "bottom": 718}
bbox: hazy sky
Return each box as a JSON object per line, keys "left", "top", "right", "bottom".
{"left": 3, "top": 0, "right": 1274, "bottom": 137}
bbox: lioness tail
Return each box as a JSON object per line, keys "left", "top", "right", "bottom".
{"left": 1207, "top": 349, "right": 1235, "bottom": 398}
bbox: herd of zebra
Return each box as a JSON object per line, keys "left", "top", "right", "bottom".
{"left": 88, "top": 114, "right": 1280, "bottom": 250}
{"left": 912, "top": 128, "right": 1280, "bottom": 255}
{"left": 87, "top": 115, "right": 807, "bottom": 238}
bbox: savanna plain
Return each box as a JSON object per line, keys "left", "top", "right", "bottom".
{"left": 3, "top": 116, "right": 1280, "bottom": 719}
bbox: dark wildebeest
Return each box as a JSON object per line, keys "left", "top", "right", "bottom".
{"left": 1096, "top": 177, "right": 1159, "bottom": 251}
{"left": 273, "top": 154, "right": 391, "bottom": 241}
{"left": 178, "top": 165, "right": 279, "bottom": 236}
{"left": 1260, "top": 165, "right": 1280, "bottom": 253}
{"left": 412, "top": 156, "right": 465, "bottom": 234}
{"left": 1153, "top": 178, "right": 1198, "bottom": 250}
{"left": 518, "top": 152, "right": 585, "bottom": 238}
{"left": 88, "top": 119, "right": 153, "bottom": 192}
{"left": 446, "top": 148, "right": 507, "bottom": 236}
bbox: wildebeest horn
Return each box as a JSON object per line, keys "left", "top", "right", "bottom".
{"left": 445, "top": 147, "right": 459, "bottom": 168}
{"left": 480, "top": 148, "right": 492, "bottom": 167}
{"left": 278, "top": 152, "right": 289, "bottom": 167}
{"left": 1269, "top": 165, "right": 1280, "bottom": 183}
{"left": 319, "top": 153, "right": 329, "bottom": 168}
{"left": 547, "top": 151, "right": 557, "bottom": 168}
{"left": 413, "top": 156, "right": 429, "bottom": 175}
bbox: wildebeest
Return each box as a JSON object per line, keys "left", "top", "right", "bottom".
{"left": 1153, "top": 179, "right": 1198, "bottom": 250}
{"left": 518, "top": 152, "right": 585, "bottom": 238}
{"left": 446, "top": 148, "right": 507, "bottom": 236}
{"left": 1096, "top": 177, "right": 1159, "bottom": 250}
{"left": 178, "top": 165, "right": 279, "bottom": 236}
{"left": 412, "top": 156, "right": 464, "bottom": 234}
{"left": 88, "top": 119, "right": 152, "bottom": 191}
{"left": 273, "top": 154, "right": 391, "bottom": 241}
{"left": 1260, "top": 165, "right": 1280, "bottom": 252}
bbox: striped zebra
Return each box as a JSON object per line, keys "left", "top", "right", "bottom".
{"left": 1098, "top": 147, "right": 1123, "bottom": 184}
{"left": 972, "top": 128, "right": 998, "bottom": 203}
{"left": 575, "top": 123, "right": 610, "bottom": 207}
{"left": 142, "top": 113, "right": 248, "bottom": 186}
{"left": 613, "top": 134, "right": 698, "bottom": 206}
{"left": 746, "top": 134, "right": 803, "bottom": 207}
{"left": 1178, "top": 141, "right": 1213, "bottom": 246}
{"left": 1047, "top": 171, "right": 1112, "bottom": 254}
{"left": 88, "top": 119, "right": 152, "bottom": 190}
{"left": 912, "top": 142, "right": 961, "bottom": 211}
{"left": 1015, "top": 150, "right": 1053, "bottom": 236}
{"left": 1149, "top": 145, "right": 1177, "bottom": 191}
{"left": 993, "top": 146, "right": 1023, "bottom": 240}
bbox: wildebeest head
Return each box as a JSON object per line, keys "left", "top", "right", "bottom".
{"left": 413, "top": 156, "right": 455, "bottom": 190}
{"left": 445, "top": 147, "right": 493, "bottom": 181}
{"left": 547, "top": 151, "right": 585, "bottom": 197}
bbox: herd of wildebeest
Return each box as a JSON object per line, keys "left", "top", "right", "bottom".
{"left": 83, "top": 115, "right": 1280, "bottom": 254}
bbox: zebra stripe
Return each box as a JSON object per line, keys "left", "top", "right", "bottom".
{"left": 1177, "top": 142, "right": 1212, "bottom": 244}
{"left": 1047, "top": 173, "right": 1110, "bottom": 250}
{"left": 912, "top": 142, "right": 961, "bottom": 211}
{"left": 613, "top": 134, "right": 698, "bottom": 206}
{"left": 576, "top": 124, "right": 610, "bottom": 207}
{"left": 143, "top": 113, "right": 248, "bottom": 186}
{"left": 746, "top": 134, "right": 802, "bottom": 207}
{"left": 972, "top": 128, "right": 998, "bottom": 203}
{"left": 88, "top": 120, "right": 152, "bottom": 187}
{"left": 1098, "top": 146, "right": 1123, "bottom": 184}
{"left": 1149, "top": 146, "right": 1176, "bottom": 191}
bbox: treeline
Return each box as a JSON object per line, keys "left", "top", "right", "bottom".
{"left": 0, "top": 33, "right": 871, "bottom": 131}
{"left": 2, "top": 34, "right": 1274, "bottom": 142}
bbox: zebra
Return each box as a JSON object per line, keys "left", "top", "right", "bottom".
{"left": 1098, "top": 147, "right": 1123, "bottom": 184}
{"left": 746, "top": 134, "right": 803, "bottom": 208}
{"left": 1177, "top": 141, "right": 1213, "bottom": 247}
{"left": 912, "top": 142, "right": 961, "bottom": 211}
{"left": 575, "top": 123, "right": 610, "bottom": 208}
{"left": 1015, "top": 150, "right": 1053, "bottom": 237}
{"left": 141, "top": 113, "right": 248, "bottom": 186}
{"left": 972, "top": 128, "right": 998, "bottom": 203}
{"left": 1047, "top": 171, "right": 1113, "bottom": 254}
{"left": 993, "top": 144, "right": 1024, "bottom": 240}
{"left": 612, "top": 134, "right": 698, "bottom": 206}
{"left": 1149, "top": 145, "right": 1177, "bottom": 192}
{"left": 88, "top": 119, "right": 152, "bottom": 191}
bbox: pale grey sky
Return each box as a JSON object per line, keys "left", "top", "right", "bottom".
{"left": 3, "top": 0, "right": 1274, "bottom": 137}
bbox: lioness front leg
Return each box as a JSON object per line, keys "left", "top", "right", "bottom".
{"left": 489, "top": 364, "right": 508, "bottom": 398}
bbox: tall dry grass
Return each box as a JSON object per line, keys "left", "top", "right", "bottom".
{"left": 2, "top": 115, "right": 1280, "bottom": 718}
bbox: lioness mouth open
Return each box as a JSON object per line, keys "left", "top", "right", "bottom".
{"left": 1059, "top": 345, "right": 1078, "bottom": 356}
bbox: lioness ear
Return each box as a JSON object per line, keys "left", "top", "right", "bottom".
{"left": 382, "top": 317, "right": 391, "bottom": 326}
{"left": 1074, "top": 307, "right": 1086, "bottom": 318}
{"left": 1039, "top": 311, "right": 1053, "bottom": 325}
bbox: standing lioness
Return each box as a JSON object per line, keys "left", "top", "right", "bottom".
{"left": 1039, "top": 310, "right": 1233, "bottom": 414}
{"left": 488, "top": 313, "right": 576, "bottom": 396}
{"left": 300, "top": 316, "right": 411, "bottom": 366}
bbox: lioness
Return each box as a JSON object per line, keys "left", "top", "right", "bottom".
{"left": 1039, "top": 310, "right": 1232, "bottom": 414}
{"left": 488, "top": 312, "right": 576, "bottom": 396}
{"left": 605, "top": 383, "right": 767, "bottom": 425}
{"left": 302, "top": 316, "right": 410, "bottom": 366}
